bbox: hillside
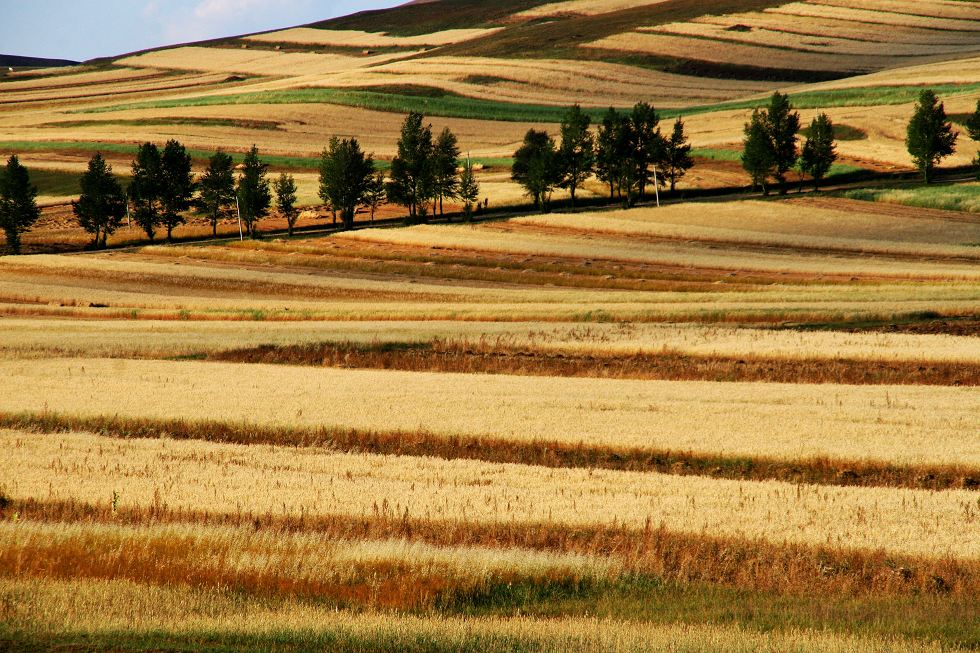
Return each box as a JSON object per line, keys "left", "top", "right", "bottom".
{"left": 1, "top": 0, "right": 979, "bottom": 219}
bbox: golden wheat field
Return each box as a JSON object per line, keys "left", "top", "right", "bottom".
{"left": 3, "top": 0, "right": 980, "bottom": 651}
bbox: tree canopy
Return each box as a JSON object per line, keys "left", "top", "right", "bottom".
{"left": 906, "top": 89, "right": 957, "bottom": 183}
{"left": 800, "top": 113, "right": 838, "bottom": 191}
{"left": 73, "top": 153, "right": 126, "bottom": 249}
{"left": 0, "top": 155, "right": 40, "bottom": 254}
{"left": 236, "top": 145, "right": 271, "bottom": 237}
{"left": 512, "top": 129, "right": 559, "bottom": 212}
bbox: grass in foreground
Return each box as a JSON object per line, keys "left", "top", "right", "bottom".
{"left": 5, "top": 578, "right": 970, "bottom": 652}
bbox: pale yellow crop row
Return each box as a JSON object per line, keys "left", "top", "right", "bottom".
{"left": 0, "top": 66, "right": 165, "bottom": 92}
{"left": 513, "top": 0, "right": 671, "bottom": 17}
{"left": 586, "top": 32, "right": 901, "bottom": 74}
{"left": 694, "top": 13, "right": 980, "bottom": 46}
{"left": 645, "top": 21, "right": 980, "bottom": 58}
{"left": 767, "top": 3, "right": 980, "bottom": 32}
{"left": 4, "top": 429, "right": 979, "bottom": 558}
{"left": 806, "top": 0, "right": 980, "bottom": 22}
{"left": 1, "top": 358, "right": 978, "bottom": 466}
{"left": 512, "top": 202, "right": 980, "bottom": 258}
{"left": 520, "top": 198, "right": 980, "bottom": 245}
{"left": 3, "top": 578, "right": 955, "bottom": 653}
{"left": 2, "top": 318, "right": 977, "bottom": 363}
{"left": 0, "top": 520, "right": 615, "bottom": 587}
{"left": 339, "top": 224, "right": 980, "bottom": 278}
{"left": 245, "top": 27, "right": 503, "bottom": 47}
{"left": 118, "top": 46, "right": 413, "bottom": 77}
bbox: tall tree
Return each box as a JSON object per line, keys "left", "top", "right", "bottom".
{"left": 387, "top": 112, "right": 435, "bottom": 223}
{"left": 236, "top": 145, "right": 271, "bottom": 238}
{"left": 512, "top": 129, "right": 559, "bottom": 213}
{"left": 319, "top": 137, "right": 375, "bottom": 231}
{"left": 129, "top": 142, "right": 162, "bottom": 241}
{"left": 159, "top": 139, "right": 195, "bottom": 242}
{"left": 742, "top": 109, "right": 776, "bottom": 195}
{"left": 73, "top": 153, "right": 126, "bottom": 249}
{"left": 906, "top": 89, "right": 957, "bottom": 183}
{"left": 458, "top": 157, "right": 480, "bottom": 223}
{"left": 274, "top": 172, "right": 299, "bottom": 236}
{"left": 963, "top": 99, "right": 980, "bottom": 179}
{"left": 800, "top": 113, "right": 838, "bottom": 191}
{"left": 595, "top": 108, "right": 624, "bottom": 200}
{"left": 628, "top": 102, "right": 664, "bottom": 200}
{"left": 433, "top": 127, "right": 460, "bottom": 218}
{"left": 765, "top": 92, "right": 800, "bottom": 194}
{"left": 196, "top": 150, "right": 235, "bottom": 237}
{"left": 363, "top": 170, "right": 386, "bottom": 223}
{"left": 660, "top": 117, "right": 694, "bottom": 194}
{"left": 557, "top": 104, "right": 594, "bottom": 207}
{"left": 0, "top": 155, "right": 40, "bottom": 254}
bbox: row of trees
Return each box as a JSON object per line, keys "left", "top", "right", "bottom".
{"left": 743, "top": 90, "right": 980, "bottom": 194}
{"left": 317, "top": 112, "right": 482, "bottom": 229}
{"left": 741, "top": 92, "right": 837, "bottom": 195}
{"left": 4, "top": 94, "right": 980, "bottom": 253}
{"left": 511, "top": 104, "right": 694, "bottom": 212}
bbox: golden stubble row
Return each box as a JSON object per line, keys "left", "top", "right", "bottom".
{"left": 2, "top": 429, "right": 979, "bottom": 559}
{"left": 2, "top": 318, "right": 977, "bottom": 363}
{"left": 338, "top": 225, "right": 980, "bottom": 279}
{"left": 0, "top": 358, "right": 977, "bottom": 466}
{"left": 2, "top": 577, "right": 958, "bottom": 653}
{"left": 0, "top": 519, "right": 616, "bottom": 591}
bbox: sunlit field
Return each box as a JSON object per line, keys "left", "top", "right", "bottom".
{"left": 2, "top": 0, "right": 980, "bottom": 651}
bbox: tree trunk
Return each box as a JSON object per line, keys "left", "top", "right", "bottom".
{"left": 570, "top": 185, "right": 576, "bottom": 207}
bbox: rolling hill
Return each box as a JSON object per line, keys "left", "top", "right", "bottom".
{"left": 1, "top": 0, "right": 978, "bottom": 213}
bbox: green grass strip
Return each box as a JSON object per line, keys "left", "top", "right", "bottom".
{"left": 70, "top": 83, "right": 980, "bottom": 123}
{"left": 843, "top": 183, "right": 980, "bottom": 214}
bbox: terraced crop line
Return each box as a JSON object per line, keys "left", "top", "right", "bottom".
{"left": 8, "top": 497, "right": 979, "bottom": 599}
{"left": 2, "top": 410, "right": 978, "bottom": 492}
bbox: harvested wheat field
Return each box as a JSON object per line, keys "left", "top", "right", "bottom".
{"left": 3, "top": 1, "right": 980, "bottom": 651}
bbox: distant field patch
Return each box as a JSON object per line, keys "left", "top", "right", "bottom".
{"left": 244, "top": 27, "right": 503, "bottom": 47}
{"left": 37, "top": 117, "right": 285, "bottom": 131}
{"left": 75, "top": 87, "right": 575, "bottom": 123}
{"left": 844, "top": 184, "right": 980, "bottom": 215}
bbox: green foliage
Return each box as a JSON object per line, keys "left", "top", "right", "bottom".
{"left": 557, "top": 104, "right": 595, "bottom": 206}
{"left": 965, "top": 100, "right": 980, "bottom": 179}
{"left": 0, "top": 155, "right": 40, "bottom": 254}
{"left": 159, "top": 140, "right": 195, "bottom": 242}
{"left": 906, "top": 89, "right": 957, "bottom": 183}
{"left": 740, "top": 93, "right": 800, "bottom": 194}
{"left": 319, "top": 137, "right": 375, "bottom": 230}
{"left": 72, "top": 153, "right": 126, "bottom": 249}
{"left": 628, "top": 102, "right": 664, "bottom": 201}
{"left": 766, "top": 92, "right": 801, "bottom": 193}
{"left": 741, "top": 109, "right": 776, "bottom": 195}
{"left": 129, "top": 142, "right": 161, "bottom": 241}
{"left": 196, "top": 150, "right": 235, "bottom": 237}
{"left": 512, "top": 129, "right": 559, "bottom": 212}
{"left": 433, "top": 127, "right": 461, "bottom": 218}
{"left": 596, "top": 108, "right": 625, "bottom": 200}
{"left": 274, "top": 172, "right": 298, "bottom": 236}
{"left": 800, "top": 113, "right": 838, "bottom": 190}
{"left": 387, "top": 112, "right": 435, "bottom": 223}
{"left": 363, "top": 170, "right": 387, "bottom": 223}
{"left": 661, "top": 117, "right": 694, "bottom": 193}
{"left": 236, "top": 145, "right": 271, "bottom": 237}
{"left": 459, "top": 158, "right": 480, "bottom": 222}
